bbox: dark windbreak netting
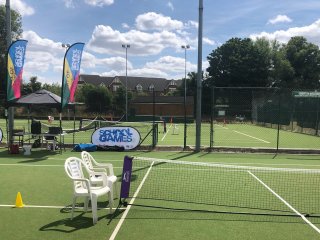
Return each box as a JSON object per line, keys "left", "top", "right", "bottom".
{"left": 120, "top": 157, "right": 320, "bottom": 218}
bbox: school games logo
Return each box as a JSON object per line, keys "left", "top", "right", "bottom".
{"left": 123, "top": 171, "right": 131, "bottom": 183}
{"left": 92, "top": 126, "right": 141, "bottom": 150}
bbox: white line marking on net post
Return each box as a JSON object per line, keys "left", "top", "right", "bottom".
{"left": 248, "top": 171, "right": 320, "bottom": 235}
{"left": 109, "top": 161, "right": 155, "bottom": 240}
{"left": 233, "top": 130, "right": 270, "bottom": 143}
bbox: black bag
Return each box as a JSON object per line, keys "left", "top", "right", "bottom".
{"left": 32, "top": 139, "right": 41, "bottom": 148}
{"left": 31, "top": 120, "right": 41, "bottom": 134}
{"left": 49, "top": 127, "right": 62, "bottom": 134}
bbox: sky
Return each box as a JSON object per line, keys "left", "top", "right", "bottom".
{"left": 1, "top": 0, "right": 320, "bottom": 85}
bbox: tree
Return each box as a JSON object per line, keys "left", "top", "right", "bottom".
{"left": 80, "top": 84, "right": 112, "bottom": 112}
{"left": 21, "top": 76, "right": 42, "bottom": 95}
{"left": 112, "top": 86, "right": 126, "bottom": 114}
{"left": 0, "top": 5, "right": 23, "bottom": 95}
{"left": 207, "top": 37, "right": 271, "bottom": 87}
{"left": 42, "top": 82, "right": 61, "bottom": 96}
{"left": 284, "top": 36, "right": 320, "bottom": 89}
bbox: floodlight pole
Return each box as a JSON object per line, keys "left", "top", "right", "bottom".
{"left": 6, "top": 0, "right": 13, "bottom": 147}
{"left": 122, "top": 44, "right": 130, "bottom": 121}
{"left": 181, "top": 45, "right": 190, "bottom": 149}
{"left": 195, "top": 0, "right": 203, "bottom": 152}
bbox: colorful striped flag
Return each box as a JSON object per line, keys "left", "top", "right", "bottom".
{"left": 6, "top": 40, "right": 28, "bottom": 102}
{"left": 61, "top": 42, "right": 85, "bottom": 111}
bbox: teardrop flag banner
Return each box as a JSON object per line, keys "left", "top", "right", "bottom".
{"left": 6, "top": 40, "right": 28, "bottom": 102}
{"left": 60, "top": 42, "right": 85, "bottom": 111}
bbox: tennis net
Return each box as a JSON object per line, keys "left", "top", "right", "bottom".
{"left": 120, "top": 156, "right": 320, "bottom": 218}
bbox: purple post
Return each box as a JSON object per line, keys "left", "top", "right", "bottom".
{"left": 120, "top": 155, "right": 133, "bottom": 198}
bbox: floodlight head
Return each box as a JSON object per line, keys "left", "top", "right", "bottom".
{"left": 62, "top": 43, "right": 70, "bottom": 48}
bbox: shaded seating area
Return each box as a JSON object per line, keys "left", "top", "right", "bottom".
{"left": 7, "top": 90, "right": 76, "bottom": 153}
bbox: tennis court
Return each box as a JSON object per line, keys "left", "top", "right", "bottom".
{"left": 0, "top": 149, "right": 320, "bottom": 240}
{"left": 158, "top": 122, "right": 320, "bottom": 149}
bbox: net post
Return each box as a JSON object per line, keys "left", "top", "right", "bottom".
{"left": 120, "top": 155, "right": 134, "bottom": 204}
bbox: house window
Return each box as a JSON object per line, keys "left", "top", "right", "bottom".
{"left": 169, "top": 80, "right": 177, "bottom": 86}
{"left": 149, "top": 84, "right": 154, "bottom": 91}
{"left": 168, "top": 87, "right": 176, "bottom": 92}
{"left": 114, "top": 78, "right": 121, "bottom": 83}
{"left": 136, "top": 84, "right": 143, "bottom": 92}
{"left": 113, "top": 85, "right": 120, "bottom": 92}
{"left": 100, "top": 83, "right": 105, "bottom": 87}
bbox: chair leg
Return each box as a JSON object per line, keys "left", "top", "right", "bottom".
{"left": 91, "top": 195, "right": 98, "bottom": 225}
{"left": 71, "top": 196, "right": 77, "bottom": 219}
{"left": 108, "top": 192, "right": 113, "bottom": 214}
{"left": 84, "top": 197, "right": 90, "bottom": 212}
{"left": 113, "top": 181, "right": 118, "bottom": 199}
{"left": 107, "top": 180, "right": 114, "bottom": 200}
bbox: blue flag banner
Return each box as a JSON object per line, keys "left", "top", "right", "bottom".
{"left": 6, "top": 40, "right": 28, "bottom": 101}
{"left": 61, "top": 42, "right": 84, "bottom": 111}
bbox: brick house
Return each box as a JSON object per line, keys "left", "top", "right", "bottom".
{"left": 79, "top": 74, "right": 193, "bottom": 117}
{"left": 79, "top": 74, "right": 182, "bottom": 96}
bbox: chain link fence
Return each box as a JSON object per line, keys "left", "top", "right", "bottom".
{"left": 0, "top": 88, "right": 319, "bottom": 152}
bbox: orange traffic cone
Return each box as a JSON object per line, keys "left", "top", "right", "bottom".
{"left": 15, "top": 192, "right": 24, "bottom": 208}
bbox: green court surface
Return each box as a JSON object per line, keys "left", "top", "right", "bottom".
{"left": 0, "top": 149, "right": 320, "bottom": 240}
{"left": 1, "top": 119, "right": 320, "bottom": 150}
{"left": 158, "top": 122, "right": 320, "bottom": 149}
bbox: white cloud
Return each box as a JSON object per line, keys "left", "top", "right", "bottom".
{"left": 122, "top": 23, "right": 130, "bottom": 29}
{"left": 84, "top": 0, "right": 114, "bottom": 7}
{"left": 63, "top": 0, "right": 113, "bottom": 8}
{"left": 0, "top": 0, "right": 35, "bottom": 16}
{"left": 250, "top": 19, "right": 320, "bottom": 46}
{"left": 145, "top": 56, "right": 196, "bottom": 73}
{"left": 135, "top": 12, "right": 184, "bottom": 31}
{"left": 64, "top": 0, "right": 75, "bottom": 8}
{"left": 167, "top": 2, "right": 174, "bottom": 11}
{"left": 267, "top": 15, "right": 292, "bottom": 25}
{"left": 21, "top": 31, "right": 68, "bottom": 84}
{"left": 203, "top": 37, "right": 215, "bottom": 45}
{"left": 87, "top": 25, "right": 185, "bottom": 56}
{"left": 185, "top": 20, "right": 198, "bottom": 29}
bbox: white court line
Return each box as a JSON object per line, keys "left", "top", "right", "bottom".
{"left": 109, "top": 161, "right": 154, "bottom": 240}
{"left": 248, "top": 171, "right": 320, "bottom": 235}
{"left": 215, "top": 124, "right": 229, "bottom": 130}
{"left": 161, "top": 124, "right": 173, "bottom": 141}
{"left": 206, "top": 162, "right": 320, "bottom": 168}
{"left": 233, "top": 130, "right": 270, "bottom": 143}
{"left": 0, "top": 163, "right": 62, "bottom": 167}
{"left": 0, "top": 163, "right": 123, "bottom": 168}
{"left": 0, "top": 204, "right": 125, "bottom": 210}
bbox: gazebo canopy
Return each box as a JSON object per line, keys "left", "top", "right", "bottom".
{"left": 10, "top": 89, "right": 61, "bottom": 109}
{"left": 8, "top": 89, "right": 81, "bottom": 111}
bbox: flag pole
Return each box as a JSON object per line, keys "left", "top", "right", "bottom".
{"left": 6, "top": 0, "right": 13, "bottom": 150}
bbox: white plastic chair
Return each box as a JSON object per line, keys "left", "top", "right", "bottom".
{"left": 64, "top": 157, "right": 113, "bottom": 225}
{"left": 81, "top": 151, "right": 118, "bottom": 200}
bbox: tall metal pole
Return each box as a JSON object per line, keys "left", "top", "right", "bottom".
{"left": 181, "top": 45, "right": 190, "bottom": 149}
{"left": 195, "top": 0, "right": 203, "bottom": 152}
{"left": 122, "top": 44, "right": 130, "bottom": 121}
{"left": 6, "top": 0, "right": 13, "bottom": 147}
